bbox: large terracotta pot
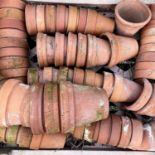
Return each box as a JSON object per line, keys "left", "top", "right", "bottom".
{"left": 115, "top": 0, "right": 151, "bottom": 36}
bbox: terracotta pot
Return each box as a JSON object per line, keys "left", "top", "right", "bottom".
{"left": 36, "top": 5, "right": 46, "bottom": 32}
{"left": 73, "top": 81, "right": 109, "bottom": 127}
{"left": 102, "top": 72, "right": 114, "bottom": 98}
{"left": 44, "top": 82, "right": 60, "bottom": 133}
{"left": 52, "top": 68, "right": 59, "bottom": 82}
{"left": 136, "top": 52, "right": 155, "bottom": 62}
{"left": 0, "top": 79, "right": 21, "bottom": 127}
{"left": 0, "top": 48, "right": 28, "bottom": 58}
{"left": 6, "top": 82, "right": 30, "bottom": 126}
{"left": 42, "top": 67, "right": 53, "bottom": 83}
{"left": 30, "top": 134, "right": 43, "bottom": 150}
{"left": 97, "top": 116, "right": 111, "bottom": 144}
{"left": 66, "top": 32, "right": 77, "bottom": 66}
{"left": 128, "top": 118, "right": 143, "bottom": 150}
{"left": 77, "top": 8, "right": 88, "bottom": 33}
{"left": 30, "top": 84, "right": 44, "bottom": 134}
{"left": 25, "top": 4, "right": 37, "bottom": 35}
{"left": 58, "top": 67, "right": 68, "bottom": 82}
{"left": 73, "top": 127, "right": 85, "bottom": 140}
{"left": 103, "top": 32, "right": 139, "bottom": 67}
{"left": 0, "top": 38, "right": 28, "bottom": 49}
{"left": 84, "top": 69, "right": 96, "bottom": 86}
{"left": 27, "top": 68, "right": 39, "bottom": 85}
{"left": 0, "top": 57, "right": 29, "bottom": 70}
{"left": 0, "top": 0, "right": 25, "bottom": 10}
{"left": 95, "top": 12, "right": 115, "bottom": 35}
{"left": 0, "top": 8, "right": 24, "bottom": 21}
{"left": 6, "top": 126, "right": 19, "bottom": 145}
{"left": 118, "top": 116, "right": 132, "bottom": 148}
{"left": 45, "top": 5, "right": 56, "bottom": 33}
{"left": 0, "top": 19, "right": 25, "bottom": 31}
{"left": 67, "top": 6, "right": 79, "bottom": 32}
{"left": 67, "top": 68, "right": 74, "bottom": 82}
{"left": 115, "top": 0, "right": 151, "bottom": 36}
{"left": 140, "top": 43, "right": 155, "bottom": 53}
{"left": 40, "top": 133, "right": 66, "bottom": 149}
{"left": 94, "top": 73, "right": 103, "bottom": 88}
{"left": 137, "top": 83, "right": 155, "bottom": 116}
{"left": 76, "top": 33, "right": 87, "bottom": 67}
{"left": 0, "top": 68, "right": 28, "bottom": 78}
{"left": 73, "top": 68, "right": 85, "bottom": 84}
{"left": 110, "top": 73, "right": 142, "bottom": 103}
{"left": 125, "top": 79, "right": 152, "bottom": 111}
{"left": 46, "top": 36, "right": 55, "bottom": 65}
{"left": 16, "top": 127, "right": 32, "bottom": 148}
{"left": 85, "top": 9, "right": 97, "bottom": 35}
{"left": 55, "top": 32, "right": 65, "bottom": 66}
{"left": 0, "top": 28, "right": 27, "bottom": 39}
{"left": 0, "top": 127, "right": 6, "bottom": 143}
{"left": 141, "top": 36, "right": 155, "bottom": 45}
{"left": 141, "top": 25, "right": 155, "bottom": 38}
{"left": 56, "top": 5, "right": 67, "bottom": 32}
{"left": 108, "top": 115, "right": 122, "bottom": 146}
{"left": 135, "top": 62, "right": 155, "bottom": 70}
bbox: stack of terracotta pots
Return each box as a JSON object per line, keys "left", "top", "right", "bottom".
{"left": 0, "top": 126, "right": 66, "bottom": 149}
{"left": 0, "top": 0, "right": 29, "bottom": 82}
{"left": 28, "top": 67, "right": 142, "bottom": 103}
{"left": 134, "top": 5, "right": 155, "bottom": 80}
{"left": 36, "top": 32, "right": 138, "bottom": 68}
{"left": 0, "top": 79, "right": 109, "bottom": 134}
{"left": 25, "top": 4, "right": 115, "bottom": 36}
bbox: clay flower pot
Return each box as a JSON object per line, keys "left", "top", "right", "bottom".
{"left": 103, "top": 32, "right": 139, "bottom": 67}
{"left": 84, "top": 69, "right": 96, "bottom": 86}
{"left": 73, "top": 68, "right": 85, "bottom": 85}
{"left": 25, "top": 5, "right": 37, "bottom": 35}
{"left": 45, "top": 5, "right": 56, "bottom": 33}
{"left": 141, "top": 24, "right": 155, "bottom": 38}
{"left": 115, "top": 0, "right": 151, "bottom": 36}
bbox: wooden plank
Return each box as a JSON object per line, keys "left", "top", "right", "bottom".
{"left": 25, "top": 0, "right": 155, "bottom": 4}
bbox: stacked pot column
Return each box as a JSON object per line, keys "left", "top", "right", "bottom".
{"left": 36, "top": 32, "right": 139, "bottom": 68}
{"left": 25, "top": 4, "right": 115, "bottom": 36}
{"left": 0, "top": 79, "right": 109, "bottom": 134}
{"left": 0, "top": 0, "right": 29, "bottom": 82}
{"left": 28, "top": 67, "right": 142, "bottom": 103}
{"left": 0, "top": 126, "right": 66, "bottom": 149}
{"left": 134, "top": 5, "right": 155, "bottom": 80}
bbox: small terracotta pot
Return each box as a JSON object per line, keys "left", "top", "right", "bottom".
{"left": 141, "top": 36, "right": 155, "bottom": 45}
{"left": 108, "top": 115, "right": 122, "bottom": 146}
{"left": 137, "top": 83, "right": 155, "bottom": 116}
{"left": 125, "top": 79, "right": 152, "bottom": 111}
{"left": 0, "top": 28, "right": 27, "bottom": 39}
{"left": 66, "top": 32, "right": 77, "bottom": 66}
{"left": 118, "top": 116, "right": 132, "bottom": 148}
{"left": 25, "top": 5, "right": 37, "bottom": 35}
{"left": 76, "top": 33, "right": 87, "bottom": 67}
{"left": 115, "top": 0, "right": 151, "bottom": 36}
{"left": 40, "top": 133, "right": 66, "bottom": 149}
{"left": 56, "top": 5, "right": 67, "bottom": 32}
{"left": 6, "top": 82, "right": 30, "bottom": 126}
{"left": 95, "top": 12, "right": 115, "bottom": 35}
{"left": 84, "top": 69, "right": 96, "bottom": 86}
{"left": 0, "top": 127, "right": 6, "bottom": 143}
{"left": 0, "top": 8, "right": 24, "bottom": 21}
{"left": 16, "top": 127, "right": 32, "bottom": 148}
{"left": 42, "top": 67, "right": 53, "bottom": 83}
{"left": 30, "top": 134, "right": 43, "bottom": 150}
{"left": 136, "top": 52, "right": 155, "bottom": 62}
{"left": 44, "top": 82, "right": 60, "bottom": 133}
{"left": 45, "top": 5, "right": 56, "bottom": 33}
{"left": 55, "top": 32, "right": 65, "bottom": 66}
{"left": 73, "top": 68, "right": 85, "bottom": 84}
{"left": 85, "top": 9, "right": 97, "bottom": 35}
{"left": 128, "top": 118, "right": 143, "bottom": 150}
{"left": 67, "top": 6, "right": 79, "bottom": 32}
{"left": 6, "top": 126, "right": 19, "bottom": 145}
{"left": 0, "top": 48, "right": 28, "bottom": 58}
{"left": 110, "top": 73, "right": 142, "bottom": 103}
{"left": 0, "top": 57, "right": 29, "bottom": 70}
{"left": 0, "top": 0, "right": 25, "bottom": 10}
{"left": 36, "top": 5, "right": 46, "bottom": 32}
{"left": 0, "top": 19, "right": 25, "bottom": 31}
{"left": 0, "top": 79, "right": 20, "bottom": 127}
{"left": 77, "top": 8, "right": 88, "bottom": 33}
{"left": 103, "top": 32, "right": 139, "bottom": 67}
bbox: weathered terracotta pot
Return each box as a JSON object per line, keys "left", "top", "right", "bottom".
{"left": 45, "top": 5, "right": 56, "bottom": 33}
{"left": 25, "top": 5, "right": 37, "bottom": 35}
{"left": 110, "top": 73, "right": 142, "bottom": 103}
{"left": 58, "top": 67, "right": 68, "bottom": 82}
{"left": 141, "top": 25, "right": 155, "bottom": 38}
{"left": 0, "top": 0, "right": 25, "bottom": 10}
{"left": 36, "top": 5, "right": 46, "bottom": 32}
{"left": 67, "top": 6, "right": 79, "bottom": 32}
{"left": 141, "top": 36, "right": 155, "bottom": 45}
{"left": 136, "top": 52, "right": 155, "bottom": 62}
{"left": 42, "top": 67, "right": 53, "bottom": 82}
{"left": 140, "top": 43, "right": 155, "bottom": 53}
{"left": 73, "top": 68, "right": 85, "bottom": 85}
{"left": 103, "top": 32, "right": 139, "bottom": 67}
{"left": 84, "top": 69, "right": 96, "bottom": 86}
{"left": 85, "top": 9, "right": 97, "bottom": 35}
{"left": 115, "top": 0, "right": 151, "bottom": 36}
{"left": 135, "top": 62, "right": 155, "bottom": 70}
